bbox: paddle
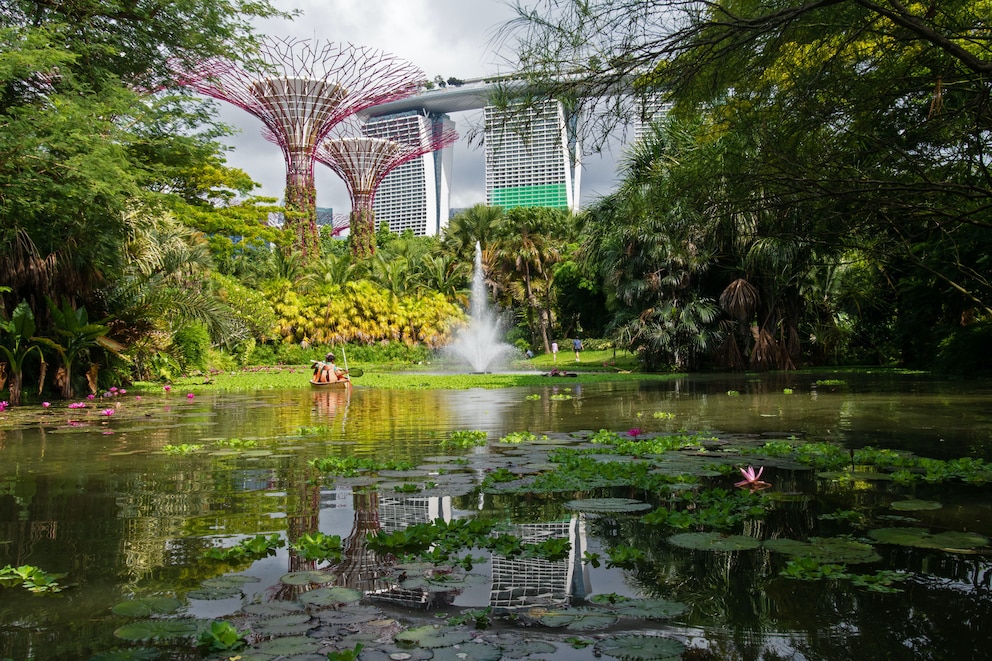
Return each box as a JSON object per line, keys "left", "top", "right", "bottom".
{"left": 340, "top": 347, "right": 362, "bottom": 378}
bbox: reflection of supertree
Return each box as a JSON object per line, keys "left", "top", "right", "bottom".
{"left": 315, "top": 114, "right": 457, "bottom": 258}
{"left": 331, "top": 490, "right": 392, "bottom": 593}
{"left": 177, "top": 37, "right": 424, "bottom": 260}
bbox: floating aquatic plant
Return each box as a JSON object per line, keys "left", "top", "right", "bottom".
{"left": 594, "top": 634, "right": 686, "bottom": 660}
{"left": 667, "top": 532, "right": 762, "bottom": 552}
{"left": 764, "top": 537, "right": 882, "bottom": 564}
{"left": 890, "top": 499, "right": 942, "bottom": 511}
{"left": 111, "top": 596, "right": 183, "bottom": 617}
{"left": 203, "top": 533, "right": 284, "bottom": 562}
{"left": 113, "top": 619, "right": 200, "bottom": 642}
{"left": 441, "top": 429, "right": 488, "bottom": 448}
{"left": 565, "top": 497, "right": 652, "bottom": 513}
{"left": 0, "top": 564, "right": 67, "bottom": 593}
{"left": 735, "top": 465, "right": 771, "bottom": 490}
{"left": 868, "top": 527, "right": 989, "bottom": 550}
{"left": 196, "top": 620, "right": 247, "bottom": 653}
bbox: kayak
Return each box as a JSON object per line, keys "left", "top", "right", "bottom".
{"left": 309, "top": 379, "right": 351, "bottom": 389}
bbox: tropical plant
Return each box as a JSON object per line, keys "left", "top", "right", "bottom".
{"left": 0, "top": 301, "right": 45, "bottom": 405}
{"left": 36, "top": 297, "right": 123, "bottom": 399}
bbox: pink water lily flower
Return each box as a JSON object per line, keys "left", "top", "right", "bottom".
{"left": 186, "top": 393, "right": 194, "bottom": 399}
{"left": 735, "top": 465, "right": 771, "bottom": 490}
{"left": 42, "top": 402, "right": 51, "bottom": 408}
{"left": 101, "top": 408, "right": 115, "bottom": 416}
{"left": 164, "top": 385, "right": 171, "bottom": 392}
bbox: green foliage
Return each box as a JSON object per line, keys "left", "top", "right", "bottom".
{"left": 0, "top": 564, "right": 67, "bottom": 593}
{"left": 499, "top": 431, "right": 544, "bottom": 443}
{"left": 441, "top": 430, "right": 488, "bottom": 448}
{"left": 290, "top": 532, "right": 344, "bottom": 562}
{"left": 161, "top": 444, "right": 203, "bottom": 455}
{"left": 171, "top": 321, "right": 211, "bottom": 372}
{"left": 326, "top": 643, "right": 364, "bottom": 661}
{"left": 780, "top": 559, "right": 910, "bottom": 593}
{"left": 308, "top": 456, "right": 415, "bottom": 476}
{"left": 203, "top": 534, "right": 284, "bottom": 562}
{"left": 641, "top": 488, "right": 767, "bottom": 531}
{"left": 365, "top": 517, "right": 569, "bottom": 565}
{"left": 197, "top": 620, "right": 247, "bottom": 653}
{"left": 0, "top": 301, "right": 44, "bottom": 405}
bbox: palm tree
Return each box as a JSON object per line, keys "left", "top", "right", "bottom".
{"left": 442, "top": 204, "right": 504, "bottom": 262}
{"left": 491, "top": 207, "right": 568, "bottom": 351}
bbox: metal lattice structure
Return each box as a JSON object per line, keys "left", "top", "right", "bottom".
{"left": 177, "top": 36, "right": 425, "bottom": 260}
{"left": 315, "top": 114, "right": 458, "bottom": 258}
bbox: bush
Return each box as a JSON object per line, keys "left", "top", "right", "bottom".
{"left": 932, "top": 322, "right": 992, "bottom": 376}
{"left": 171, "top": 321, "right": 211, "bottom": 372}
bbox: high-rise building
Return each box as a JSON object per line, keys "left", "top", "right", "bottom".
{"left": 367, "top": 111, "right": 455, "bottom": 236}
{"left": 484, "top": 99, "right": 580, "bottom": 212}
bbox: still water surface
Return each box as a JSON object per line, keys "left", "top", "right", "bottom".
{"left": 1, "top": 372, "right": 990, "bottom": 660}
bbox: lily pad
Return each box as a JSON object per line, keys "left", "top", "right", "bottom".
{"left": 185, "top": 586, "right": 242, "bottom": 600}
{"left": 395, "top": 624, "right": 474, "bottom": 648}
{"left": 254, "top": 612, "right": 314, "bottom": 636}
{"left": 595, "top": 634, "right": 687, "bottom": 660}
{"left": 890, "top": 499, "right": 942, "bottom": 511}
{"left": 89, "top": 648, "right": 160, "bottom": 661}
{"left": 241, "top": 601, "right": 305, "bottom": 616}
{"left": 529, "top": 607, "right": 618, "bottom": 631}
{"left": 201, "top": 574, "right": 260, "bottom": 588}
{"left": 609, "top": 597, "right": 688, "bottom": 620}
{"left": 565, "top": 498, "right": 653, "bottom": 513}
{"left": 763, "top": 537, "right": 882, "bottom": 564}
{"left": 430, "top": 642, "right": 503, "bottom": 660}
{"left": 111, "top": 596, "right": 183, "bottom": 617}
{"left": 113, "top": 619, "right": 200, "bottom": 642}
{"left": 279, "top": 570, "right": 336, "bottom": 585}
{"left": 868, "top": 527, "right": 989, "bottom": 550}
{"left": 667, "top": 532, "right": 762, "bottom": 551}
{"left": 251, "top": 635, "right": 322, "bottom": 655}
{"left": 298, "top": 585, "right": 363, "bottom": 607}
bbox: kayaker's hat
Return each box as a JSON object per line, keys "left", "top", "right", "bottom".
{"left": 325, "top": 353, "right": 334, "bottom": 361}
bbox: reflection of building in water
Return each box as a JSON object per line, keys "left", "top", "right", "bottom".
{"left": 370, "top": 495, "right": 458, "bottom": 609}
{"left": 378, "top": 495, "right": 452, "bottom": 533}
{"left": 490, "top": 516, "right": 590, "bottom": 612}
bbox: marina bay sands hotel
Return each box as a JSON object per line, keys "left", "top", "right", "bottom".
{"left": 361, "top": 78, "right": 664, "bottom": 236}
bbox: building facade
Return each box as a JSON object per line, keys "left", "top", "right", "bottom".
{"left": 484, "top": 99, "right": 581, "bottom": 212}
{"left": 367, "top": 110, "right": 455, "bottom": 236}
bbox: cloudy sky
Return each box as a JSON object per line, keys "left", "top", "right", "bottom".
{"left": 217, "top": 0, "right": 621, "bottom": 213}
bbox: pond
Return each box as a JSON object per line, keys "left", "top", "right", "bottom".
{"left": 1, "top": 371, "right": 990, "bottom": 660}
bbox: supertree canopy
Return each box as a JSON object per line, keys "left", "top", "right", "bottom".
{"left": 178, "top": 36, "right": 425, "bottom": 260}
{"left": 315, "top": 114, "right": 458, "bottom": 258}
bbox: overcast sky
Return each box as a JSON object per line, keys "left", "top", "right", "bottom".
{"left": 217, "top": 0, "right": 621, "bottom": 214}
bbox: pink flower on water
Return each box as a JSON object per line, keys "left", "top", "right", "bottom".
{"left": 0, "top": 401, "right": 7, "bottom": 412}
{"left": 101, "top": 408, "right": 115, "bottom": 416}
{"left": 135, "top": 396, "right": 141, "bottom": 402}
{"left": 186, "top": 393, "right": 194, "bottom": 400}
{"left": 87, "top": 394, "right": 95, "bottom": 400}
{"left": 42, "top": 402, "right": 51, "bottom": 408}
{"left": 120, "top": 389, "right": 127, "bottom": 395}
{"left": 69, "top": 402, "right": 86, "bottom": 409}
{"left": 627, "top": 427, "right": 643, "bottom": 439}
{"left": 735, "top": 466, "right": 771, "bottom": 490}
{"left": 164, "top": 385, "right": 171, "bottom": 392}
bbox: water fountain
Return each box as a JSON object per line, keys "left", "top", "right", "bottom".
{"left": 447, "top": 242, "right": 516, "bottom": 372}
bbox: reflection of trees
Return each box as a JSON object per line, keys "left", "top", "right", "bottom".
{"left": 586, "top": 502, "right": 992, "bottom": 660}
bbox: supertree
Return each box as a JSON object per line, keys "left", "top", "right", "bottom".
{"left": 177, "top": 37, "right": 424, "bottom": 260}
{"left": 314, "top": 113, "right": 458, "bottom": 258}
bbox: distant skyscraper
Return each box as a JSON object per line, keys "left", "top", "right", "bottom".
{"left": 484, "top": 99, "right": 580, "bottom": 212}
{"left": 633, "top": 91, "right": 672, "bottom": 142}
{"left": 368, "top": 111, "right": 456, "bottom": 236}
